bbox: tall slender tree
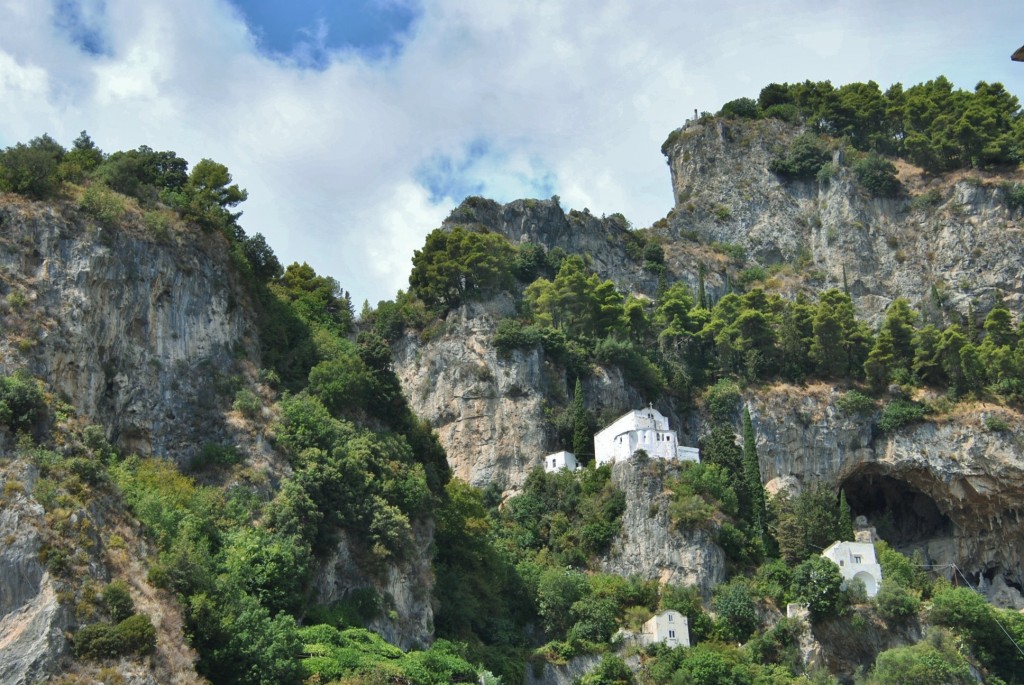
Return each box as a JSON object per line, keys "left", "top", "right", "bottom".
{"left": 572, "top": 379, "right": 590, "bottom": 461}
{"left": 742, "top": 406, "right": 766, "bottom": 537}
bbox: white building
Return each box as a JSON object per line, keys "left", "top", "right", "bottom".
{"left": 593, "top": 407, "right": 699, "bottom": 467}
{"left": 543, "top": 451, "right": 579, "bottom": 473}
{"left": 640, "top": 610, "right": 689, "bottom": 648}
{"left": 821, "top": 541, "right": 883, "bottom": 597}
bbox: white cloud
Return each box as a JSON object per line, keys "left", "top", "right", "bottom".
{"left": 1, "top": 0, "right": 1023, "bottom": 305}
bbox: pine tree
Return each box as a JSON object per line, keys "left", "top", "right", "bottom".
{"left": 572, "top": 379, "right": 589, "bottom": 461}
{"left": 742, "top": 406, "right": 766, "bottom": 537}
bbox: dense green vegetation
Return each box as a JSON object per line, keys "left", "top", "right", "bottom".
{"left": 712, "top": 76, "right": 1024, "bottom": 173}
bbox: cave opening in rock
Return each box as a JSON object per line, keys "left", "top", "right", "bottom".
{"left": 840, "top": 467, "right": 953, "bottom": 547}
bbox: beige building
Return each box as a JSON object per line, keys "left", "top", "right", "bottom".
{"left": 640, "top": 610, "right": 690, "bottom": 648}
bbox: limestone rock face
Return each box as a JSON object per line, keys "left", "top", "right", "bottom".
{"left": 662, "top": 118, "right": 1024, "bottom": 323}
{"left": 748, "top": 385, "right": 1024, "bottom": 594}
{"left": 313, "top": 521, "right": 436, "bottom": 650}
{"left": 601, "top": 460, "right": 725, "bottom": 595}
{"left": 0, "top": 458, "right": 204, "bottom": 685}
{"left": 0, "top": 197, "right": 255, "bottom": 462}
{"left": 444, "top": 198, "right": 659, "bottom": 296}
{"left": 392, "top": 297, "right": 645, "bottom": 491}
{"left": 0, "top": 464, "right": 66, "bottom": 685}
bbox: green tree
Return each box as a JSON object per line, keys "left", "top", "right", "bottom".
{"left": 169, "top": 158, "right": 248, "bottom": 233}
{"left": 790, "top": 555, "right": 844, "bottom": 620}
{"left": 741, "top": 406, "right": 766, "bottom": 537}
{"left": 572, "top": 379, "right": 590, "bottom": 461}
{"left": 712, "top": 579, "right": 759, "bottom": 642}
{"left": 0, "top": 134, "right": 66, "bottom": 199}
{"left": 59, "top": 130, "right": 104, "bottom": 182}
{"left": 410, "top": 227, "right": 517, "bottom": 310}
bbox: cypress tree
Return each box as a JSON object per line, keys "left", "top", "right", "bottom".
{"left": 838, "top": 489, "right": 855, "bottom": 541}
{"left": 572, "top": 379, "right": 589, "bottom": 461}
{"left": 742, "top": 406, "right": 766, "bottom": 536}
{"left": 697, "top": 264, "right": 708, "bottom": 310}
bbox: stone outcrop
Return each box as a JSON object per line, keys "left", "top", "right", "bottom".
{"left": 524, "top": 652, "right": 640, "bottom": 685}
{"left": 661, "top": 117, "right": 1024, "bottom": 324}
{"left": 392, "top": 297, "right": 646, "bottom": 491}
{"left": 0, "top": 462, "right": 66, "bottom": 685}
{"left": 313, "top": 520, "right": 436, "bottom": 650}
{"left": 0, "top": 196, "right": 256, "bottom": 462}
{"left": 602, "top": 460, "right": 725, "bottom": 595}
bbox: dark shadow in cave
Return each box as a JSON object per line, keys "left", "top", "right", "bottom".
{"left": 840, "top": 466, "right": 953, "bottom": 546}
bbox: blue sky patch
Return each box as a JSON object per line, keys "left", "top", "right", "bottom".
{"left": 230, "top": 0, "right": 420, "bottom": 68}
{"left": 53, "top": 0, "right": 110, "bottom": 56}
{"left": 416, "top": 139, "right": 558, "bottom": 206}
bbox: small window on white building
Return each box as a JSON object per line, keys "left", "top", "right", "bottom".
{"left": 668, "top": 613, "right": 674, "bottom": 622}
{"left": 669, "top": 630, "right": 675, "bottom": 638}
{"left": 552, "top": 458, "right": 557, "bottom": 468}
{"left": 839, "top": 560, "right": 845, "bottom": 566}
{"left": 853, "top": 555, "right": 862, "bottom": 564}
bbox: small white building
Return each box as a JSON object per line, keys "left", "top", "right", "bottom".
{"left": 640, "top": 610, "right": 689, "bottom": 648}
{"left": 821, "top": 541, "right": 883, "bottom": 597}
{"left": 543, "top": 451, "right": 579, "bottom": 473}
{"left": 593, "top": 407, "right": 699, "bottom": 467}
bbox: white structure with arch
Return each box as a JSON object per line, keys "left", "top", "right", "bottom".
{"left": 593, "top": 407, "right": 699, "bottom": 467}
{"left": 821, "top": 541, "right": 883, "bottom": 597}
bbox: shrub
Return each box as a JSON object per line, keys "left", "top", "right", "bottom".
{"left": 874, "top": 582, "right": 920, "bottom": 622}
{"left": 836, "top": 389, "right": 875, "bottom": 416}
{"left": 102, "top": 581, "right": 135, "bottom": 623}
{"left": 719, "top": 97, "right": 760, "bottom": 119}
{"left": 232, "top": 388, "right": 261, "bottom": 419}
{"left": 704, "top": 379, "right": 741, "bottom": 423}
{"left": 0, "top": 372, "right": 46, "bottom": 433}
{"left": 1003, "top": 182, "right": 1024, "bottom": 211}
{"left": 74, "top": 614, "right": 156, "bottom": 659}
{"left": 493, "top": 319, "right": 543, "bottom": 355}
{"left": 984, "top": 414, "right": 1010, "bottom": 432}
{"left": 769, "top": 133, "right": 830, "bottom": 180}
{"left": 191, "top": 442, "right": 243, "bottom": 470}
{"left": 80, "top": 184, "right": 126, "bottom": 227}
{"left": 878, "top": 399, "right": 926, "bottom": 433}
{"left": 0, "top": 134, "right": 65, "bottom": 199}
{"left": 853, "top": 153, "right": 901, "bottom": 198}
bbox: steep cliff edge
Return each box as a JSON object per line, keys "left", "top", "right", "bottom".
{"left": 662, "top": 117, "right": 1024, "bottom": 322}
{"left": 0, "top": 195, "right": 255, "bottom": 461}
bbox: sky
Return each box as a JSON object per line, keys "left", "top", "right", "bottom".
{"left": 2, "top": 1, "right": 1023, "bottom": 307}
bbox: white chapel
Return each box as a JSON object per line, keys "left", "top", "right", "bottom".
{"left": 593, "top": 407, "right": 699, "bottom": 467}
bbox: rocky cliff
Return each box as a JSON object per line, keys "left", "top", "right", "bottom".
{"left": 661, "top": 117, "right": 1024, "bottom": 323}
{"left": 392, "top": 115, "right": 1024, "bottom": 607}
{"left": 749, "top": 383, "right": 1024, "bottom": 599}
{"left": 0, "top": 196, "right": 255, "bottom": 462}
{"left": 0, "top": 194, "right": 437, "bottom": 681}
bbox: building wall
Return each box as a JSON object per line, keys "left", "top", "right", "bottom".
{"left": 595, "top": 409, "right": 681, "bottom": 466}
{"left": 544, "top": 451, "right": 578, "bottom": 473}
{"left": 641, "top": 610, "right": 689, "bottom": 648}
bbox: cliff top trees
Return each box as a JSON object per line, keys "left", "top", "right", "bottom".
{"left": 410, "top": 226, "right": 517, "bottom": 310}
